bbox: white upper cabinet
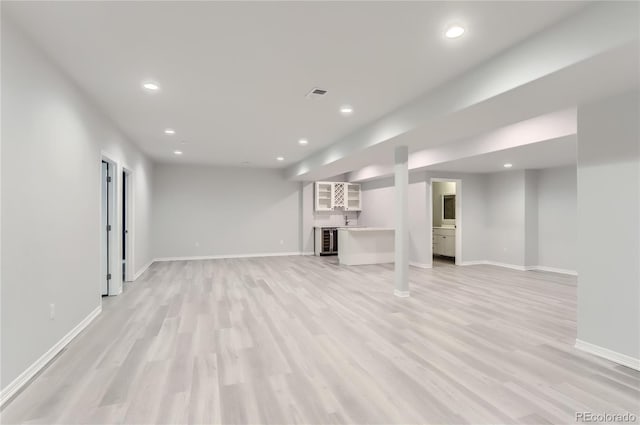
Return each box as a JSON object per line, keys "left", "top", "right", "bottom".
{"left": 345, "top": 183, "right": 361, "bottom": 211}
{"left": 315, "top": 182, "right": 334, "bottom": 211}
{"left": 332, "top": 183, "right": 345, "bottom": 209}
{"left": 314, "top": 182, "right": 362, "bottom": 212}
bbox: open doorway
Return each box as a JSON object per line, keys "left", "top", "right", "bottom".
{"left": 101, "top": 154, "right": 127, "bottom": 297}
{"left": 431, "top": 178, "right": 462, "bottom": 267}
{"left": 122, "top": 167, "right": 134, "bottom": 283}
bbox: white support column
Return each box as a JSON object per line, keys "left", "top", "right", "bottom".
{"left": 394, "top": 146, "right": 410, "bottom": 297}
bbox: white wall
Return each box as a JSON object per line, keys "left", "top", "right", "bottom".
{"left": 311, "top": 210, "right": 359, "bottom": 228}
{"left": 1, "top": 20, "right": 154, "bottom": 391}
{"left": 360, "top": 165, "right": 580, "bottom": 274}
{"left": 524, "top": 170, "right": 539, "bottom": 267}
{"left": 409, "top": 180, "right": 430, "bottom": 267}
{"left": 152, "top": 164, "right": 301, "bottom": 259}
{"left": 485, "top": 171, "right": 527, "bottom": 266}
{"left": 360, "top": 171, "right": 488, "bottom": 266}
{"left": 358, "top": 178, "right": 396, "bottom": 229}
{"left": 300, "top": 182, "right": 315, "bottom": 254}
{"left": 359, "top": 174, "right": 429, "bottom": 266}
{"left": 577, "top": 90, "right": 639, "bottom": 362}
{"left": 537, "top": 166, "right": 577, "bottom": 271}
{"left": 440, "top": 173, "right": 488, "bottom": 264}
{"left": 484, "top": 167, "right": 578, "bottom": 270}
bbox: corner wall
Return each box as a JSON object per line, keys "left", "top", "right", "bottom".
{"left": 537, "top": 166, "right": 577, "bottom": 272}
{"left": 576, "top": 90, "right": 639, "bottom": 364}
{"left": 360, "top": 166, "right": 578, "bottom": 273}
{"left": 358, "top": 174, "right": 430, "bottom": 266}
{"left": 151, "top": 163, "right": 301, "bottom": 259}
{"left": 359, "top": 171, "right": 487, "bottom": 266}
{"left": 524, "top": 170, "right": 539, "bottom": 267}
{"left": 485, "top": 171, "right": 527, "bottom": 266}
{"left": 1, "top": 20, "right": 154, "bottom": 393}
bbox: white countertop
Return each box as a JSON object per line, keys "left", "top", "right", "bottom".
{"left": 314, "top": 225, "right": 365, "bottom": 229}
{"left": 338, "top": 227, "right": 394, "bottom": 232}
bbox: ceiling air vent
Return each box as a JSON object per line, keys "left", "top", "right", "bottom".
{"left": 306, "top": 87, "right": 328, "bottom": 100}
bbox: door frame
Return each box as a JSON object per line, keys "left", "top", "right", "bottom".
{"left": 100, "top": 152, "right": 122, "bottom": 296}
{"left": 100, "top": 160, "right": 112, "bottom": 296}
{"left": 430, "top": 177, "right": 463, "bottom": 265}
{"left": 122, "top": 166, "right": 135, "bottom": 282}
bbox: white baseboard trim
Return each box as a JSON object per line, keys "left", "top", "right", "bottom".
{"left": 532, "top": 265, "right": 578, "bottom": 276}
{"left": 154, "top": 251, "right": 303, "bottom": 262}
{"left": 575, "top": 339, "right": 640, "bottom": 371}
{"left": 394, "top": 289, "right": 410, "bottom": 297}
{"left": 301, "top": 251, "right": 315, "bottom": 256}
{"left": 133, "top": 259, "right": 154, "bottom": 281}
{"left": 484, "top": 261, "right": 531, "bottom": 271}
{"left": 410, "top": 262, "right": 432, "bottom": 269}
{"left": 0, "top": 305, "right": 102, "bottom": 408}
{"left": 459, "top": 261, "right": 577, "bottom": 276}
{"left": 459, "top": 260, "right": 486, "bottom": 266}
{"left": 459, "top": 260, "right": 529, "bottom": 271}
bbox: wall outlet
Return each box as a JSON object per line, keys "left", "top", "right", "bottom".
{"left": 280, "top": 240, "right": 284, "bottom": 245}
{"left": 195, "top": 241, "right": 200, "bottom": 247}
{"left": 49, "top": 303, "right": 55, "bottom": 320}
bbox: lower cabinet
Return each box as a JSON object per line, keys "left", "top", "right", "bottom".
{"left": 433, "top": 228, "right": 455, "bottom": 257}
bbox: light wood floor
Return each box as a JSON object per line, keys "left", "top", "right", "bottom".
{"left": 2, "top": 256, "right": 638, "bottom": 424}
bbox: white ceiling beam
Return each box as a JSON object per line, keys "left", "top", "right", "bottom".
{"left": 285, "top": 2, "right": 639, "bottom": 180}
{"left": 348, "top": 108, "right": 577, "bottom": 182}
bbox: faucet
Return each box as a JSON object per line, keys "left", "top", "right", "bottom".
{"left": 344, "top": 214, "right": 350, "bottom": 226}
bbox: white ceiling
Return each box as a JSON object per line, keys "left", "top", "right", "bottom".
{"left": 3, "top": 1, "right": 587, "bottom": 167}
{"left": 424, "top": 135, "right": 577, "bottom": 174}
{"left": 297, "top": 38, "right": 639, "bottom": 181}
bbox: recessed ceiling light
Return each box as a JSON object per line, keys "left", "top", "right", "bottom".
{"left": 164, "top": 128, "right": 175, "bottom": 135}
{"left": 445, "top": 25, "right": 465, "bottom": 39}
{"left": 276, "top": 156, "right": 284, "bottom": 161}
{"left": 142, "top": 81, "right": 160, "bottom": 91}
{"left": 504, "top": 163, "right": 513, "bottom": 168}
{"left": 173, "top": 150, "right": 183, "bottom": 155}
{"left": 298, "top": 138, "right": 309, "bottom": 146}
{"left": 340, "top": 105, "right": 353, "bottom": 115}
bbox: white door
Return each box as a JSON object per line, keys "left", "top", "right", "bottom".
{"left": 442, "top": 235, "right": 454, "bottom": 257}
{"left": 122, "top": 170, "right": 127, "bottom": 281}
{"left": 101, "top": 161, "right": 112, "bottom": 296}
